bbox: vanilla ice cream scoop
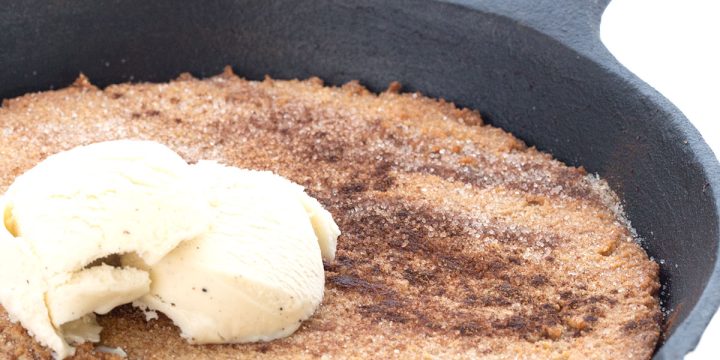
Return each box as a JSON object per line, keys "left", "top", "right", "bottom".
{"left": 0, "top": 140, "right": 340, "bottom": 359}
{"left": 123, "top": 161, "right": 340, "bottom": 343}
{"left": 0, "top": 140, "right": 210, "bottom": 358}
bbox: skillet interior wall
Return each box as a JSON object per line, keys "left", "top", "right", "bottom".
{"left": 1, "top": 0, "right": 718, "bottom": 357}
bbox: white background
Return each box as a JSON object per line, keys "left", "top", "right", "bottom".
{"left": 601, "top": 0, "right": 719, "bottom": 358}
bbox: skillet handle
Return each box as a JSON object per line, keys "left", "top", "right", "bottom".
{"left": 461, "top": 0, "right": 612, "bottom": 57}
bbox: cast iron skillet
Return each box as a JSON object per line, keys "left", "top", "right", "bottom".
{"left": 1, "top": 0, "right": 719, "bottom": 358}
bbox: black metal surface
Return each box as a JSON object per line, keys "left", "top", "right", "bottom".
{"left": 1, "top": 0, "right": 718, "bottom": 358}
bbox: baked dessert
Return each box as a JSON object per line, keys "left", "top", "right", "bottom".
{"left": 0, "top": 68, "right": 660, "bottom": 359}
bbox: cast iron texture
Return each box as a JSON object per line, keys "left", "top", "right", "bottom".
{"left": 0, "top": 0, "right": 718, "bottom": 358}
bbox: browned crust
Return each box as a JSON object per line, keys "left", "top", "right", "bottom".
{"left": 0, "top": 70, "right": 660, "bottom": 359}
